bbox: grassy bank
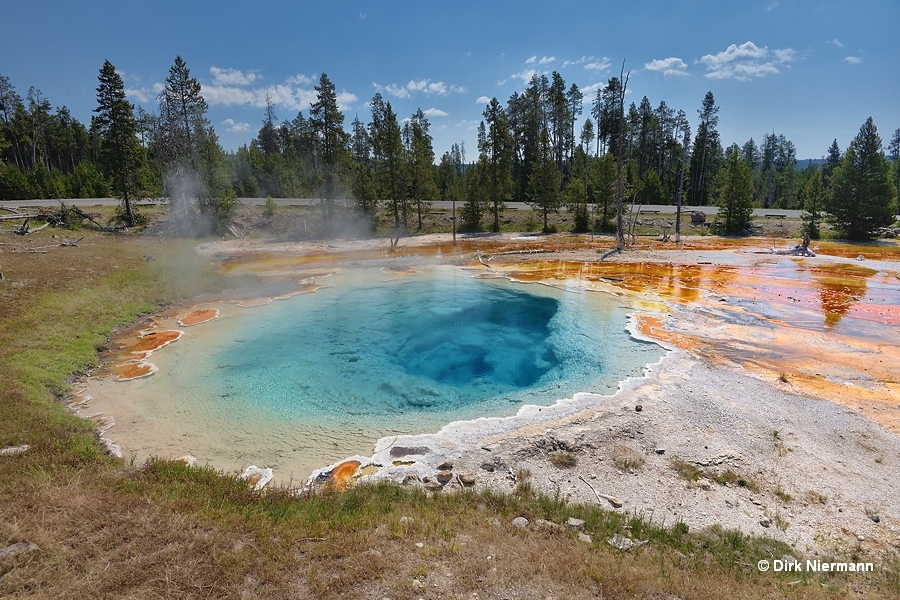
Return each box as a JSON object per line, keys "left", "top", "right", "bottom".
{"left": 0, "top": 219, "right": 894, "bottom": 598}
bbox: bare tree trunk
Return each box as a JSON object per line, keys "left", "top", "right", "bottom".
{"left": 615, "top": 63, "right": 630, "bottom": 251}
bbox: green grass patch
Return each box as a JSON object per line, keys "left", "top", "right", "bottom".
{"left": 669, "top": 457, "right": 760, "bottom": 492}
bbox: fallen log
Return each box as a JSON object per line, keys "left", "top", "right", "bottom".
{"left": 754, "top": 233, "right": 816, "bottom": 257}
{"left": 15, "top": 219, "right": 52, "bottom": 235}
{"left": 64, "top": 204, "right": 127, "bottom": 232}
{"left": 0, "top": 213, "right": 39, "bottom": 221}
{"left": 60, "top": 236, "right": 84, "bottom": 247}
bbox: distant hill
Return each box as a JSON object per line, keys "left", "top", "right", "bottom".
{"left": 797, "top": 158, "right": 825, "bottom": 170}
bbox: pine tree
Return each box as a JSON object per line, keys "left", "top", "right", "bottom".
{"left": 369, "top": 93, "right": 406, "bottom": 229}
{"left": 94, "top": 60, "right": 141, "bottom": 226}
{"left": 801, "top": 169, "right": 826, "bottom": 239}
{"left": 404, "top": 108, "right": 438, "bottom": 230}
{"left": 714, "top": 144, "right": 755, "bottom": 235}
{"left": 822, "top": 139, "right": 842, "bottom": 186}
{"left": 479, "top": 98, "right": 513, "bottom": 232}
{"left": 156, "top": 56, "right": 212, "bottom": 226}
{"left": 689, "top": 91, "right": 721, "bottom": 206}
{"left": 309, "top": 73, "right": 349, "bottom": 221}
{"left": 157, "top": 56, "right": 208, "bottom": 171}
{"left": 827, "top": 117, "right": 897, "bottom": 240}
{"left": 528, "top": 128, "right": 561, "bottom": 232}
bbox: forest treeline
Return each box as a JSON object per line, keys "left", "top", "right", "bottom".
{"left": 1, "top": 58, "right": 898, "bottom": 239}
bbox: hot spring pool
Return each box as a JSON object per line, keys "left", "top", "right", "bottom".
{"left": 96, "top": 265, "right": 664, "bottom": 478}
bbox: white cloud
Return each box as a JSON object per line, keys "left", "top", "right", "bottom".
{"left": 202, "top": 75, "right": 357, "bottom": 114}
{"left": 525, "top": 55, "right": 554, "bottom": 65}
{"left": 286, "top": 73, "right": 313, "bottom": 85}
{"left": 125, "top": 87, "right": 150, "bottom": 103}
{"left": 476, "top": 96, "right": 491, "bottom": 104}
{"left": 210, "top": 66, "right": 260, "bottom": 86}
{"left": 700, "top": 41, "right": 796, "bottom": 81}
{"left": 222, "top": 118, "right": 251, "bottom": 133}
{"left": 773, "top": 48, "right": 797, "bottom": 62}
{"left": 701, "top": 41, "right": 767, "bottom": 67}
{"left": 382, "top": 83, "right": 411, "bottom": 98}
{"left": 376, "top": 79, "right": 466, "bottom": 99}
{"left": 828, "top": 38, "right": 844, "bottom": 48}
{"left": 844, "top": 56, "right": 862, "bottom": 64}
{"left": 423, "top": 108, "right": 448, "bottom": 118}
{"left": 580, "top": 81, "right": 606, "bottom": 97}
{"left": 510, "top": 68, "right": 538, "bottom": 84}
{"left": 561, "top": 55, "right": 612, "bottom": 71}
{"left": 644, "top": 57, "right": 688, "bottom": 77}
{"left": 584, "top": 58, "right": 612, "bottom": 72}
{"left": 335, "top": 92, "right": 357, "bottom": 111}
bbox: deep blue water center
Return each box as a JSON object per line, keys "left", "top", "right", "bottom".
{"left": 202, "top": 267, "right": 662, "bottom": 431}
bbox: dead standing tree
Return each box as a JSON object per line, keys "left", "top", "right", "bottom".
{"left": 615, "top": 62, "right": 630, "bottom": 251}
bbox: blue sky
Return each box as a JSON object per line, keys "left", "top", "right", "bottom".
{"left": 4, "top": 1, "right": 898, "bottom": 160}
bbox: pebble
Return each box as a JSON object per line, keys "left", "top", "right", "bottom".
{"left": 607, "top": 534, "right": 633, "bottom": 550}
{"left": 760, "top": 519, "right": 772, "bottom": 528}
{"left": 655, "top": 448, "right": 665, "bottom": 455}
{"left": 480, "top": 462, "right": 495, "bottom": 472}
{"left": 566, "top": 517, "right": 585, "bottom": 530}
{"left": 458, "top": 472, "right": 477, "bottom": 486}
{"left": 635, "top": 404, "right": 643, "bottom": 412}
{"left": 511, "top": 516, "right": 529, "bottom": 528}
{"left": 578, "top": 532, "right": 592, "bottom": 544}
{"left": 599, "top": 494, "right": 624, "bottom": 508}
{"left": 436, "top": 471, "right": 453, "bottom": 484}
{"left": 415, "top": 542, "right": 424, "bottom": 548}
{"left": 0, "top": 542, "right": 39, "bottom": 559}
{"left": 400, "top": 516, "right": 413, "bottom": 525}
{"left": 535, "top": 519, "right": 562, "bottom": 530}
{"left": 0, "top": 445, "right": 30, "bottom": 457}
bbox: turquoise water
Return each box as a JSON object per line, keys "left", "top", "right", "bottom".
{"left": 206, "top": 267, "right": 661, "bottom": 426}
{"left": 117, "top": 266, "right": 664, "bottom": 476}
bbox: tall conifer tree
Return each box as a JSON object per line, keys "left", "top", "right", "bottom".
{"left": 827, "top": 117, "right": 897, "bottom": 240}
{"left": 95, "top": 60, "right": 141, "bottom": 226}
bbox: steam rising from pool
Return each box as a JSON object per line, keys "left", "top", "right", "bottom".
{"left": 112, "top": 266, "right": 663, "bottom": 477}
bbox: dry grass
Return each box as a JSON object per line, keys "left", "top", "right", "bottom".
{"left": 0, "top": 210, "right": 893, "bottom": 599}
{"left": 549, "top": 451, "right": 578, "bottom": 468}
{"left": 669, "top": 456, "right": 760, "bottom": 493}
{"left": 612, "top": 444, "right": 646, "bottom": 473}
